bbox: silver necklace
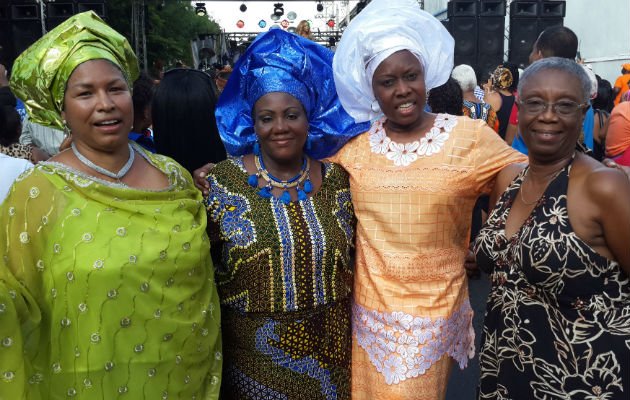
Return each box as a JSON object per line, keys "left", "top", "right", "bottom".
{"left": 71, "top": 142, "right": 135, "bottom": 180}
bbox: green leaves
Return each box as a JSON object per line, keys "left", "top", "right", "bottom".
{"left": 106, "top": 0, "right": 221, "bottom": 74}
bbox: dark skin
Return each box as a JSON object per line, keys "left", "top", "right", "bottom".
{"left": 369, "top": 50, "right": 482, "bottom": 275}
{"left": 242, "top": 92, "right": 323, "bottom": 201}
{"left": 52, "top": 59, "right": 169, "bottom": 191}
{"left": 194, "top": 51, "right": 481, "bottom": 273}
{"left": 371, "top": 50, "right": 436, "bottom": 142}
{"left": 490, "top": 69, "right": 630, "bottom": 274}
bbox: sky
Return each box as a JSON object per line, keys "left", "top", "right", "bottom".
{"left": 201, "top": 1, "right": 360, "bottom": 33}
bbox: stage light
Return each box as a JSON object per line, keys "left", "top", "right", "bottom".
{"left": 316, "top": 1, "right": 323, "bottom": 12}
{"left": 240, "top": 3, "right": 247, "bottom": 12}
{"left": 273, "top": 3, "right": 284, "bottom": 17}
{"left": 195, "top": 3, "right": 207, "bottom": 16}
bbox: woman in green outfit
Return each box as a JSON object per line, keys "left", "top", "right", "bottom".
{"left": 0, "top": 12, "right": 222, "bottom": 399}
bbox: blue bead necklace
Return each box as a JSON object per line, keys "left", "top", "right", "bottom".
{"left": 248, "top": 153, "right": 313, "bottom": 204}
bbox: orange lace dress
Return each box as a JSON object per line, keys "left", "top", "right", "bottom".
{"left": 329, "top": 115, "right": 526, "bottom": 399}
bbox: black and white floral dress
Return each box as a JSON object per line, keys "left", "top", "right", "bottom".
{"left": 473, "top": 161, "right": 630, "bottom": 400}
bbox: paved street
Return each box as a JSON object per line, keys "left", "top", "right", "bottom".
{"left": 446, "top": 272, "right": 492, "bottom": 400}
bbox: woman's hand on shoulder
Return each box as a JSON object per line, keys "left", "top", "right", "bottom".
{"left": 193, "top": 162, "right": 215, "bottom": 196}
{"left": 585, "top": 165, "right": 630, "bottom": 274}
{"left": 602, "top": 158, "right": 630, "bottom": 179}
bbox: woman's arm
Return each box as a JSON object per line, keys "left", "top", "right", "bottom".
{"left": 489, "top": 162, "right": 526, "bottom": 209}
{"left": 588, "top": 169, "right": 630, "bottom": 274}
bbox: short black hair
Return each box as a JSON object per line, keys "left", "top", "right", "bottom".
{"left": 536, "top": 26, "right": 578, "bottom": 60}
{"left": 0, "top": 105, "right": 21, "bottom": 146}
{"left": 427, "top": 77, "right": 463, "bottom": 116}
{"left": 132, "top": 73, "right": 156, "bottom": 119}
{"left": 593, "top": 75, "right": 614, "bottom": 113}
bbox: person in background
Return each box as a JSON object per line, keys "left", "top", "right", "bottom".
{"left": 207, "top": 28, "right": 366, "bottom": 399}
{"left": 474, "top": 56, "right": 630, "bottom": 399}
{"left": 612, "top": 63, "right": 630, "bottom": 107}
{"left": 0, "top": 105, "right": 47, "bottom": 162}
{"left": 528, "top": 26, "right": 578, "bottom": 63}
{"left": 484, "top": 63, "right": 519, "bottom": 141}
{"left": 593, "top": 75, "right": 614, "bottom": 113}
{"left": 0, "top": 63, "right": 66, "bottom": 158}
{"left": 128, "top": 73, "right": 156, "bottom": 152}
{"left": 427, "top": 76, "right": 464, "bottom": 116}
{"left": 592, "top": 75, "right": 613, "bottom": 160}
{"left": 0, "top": 64, "right": 15, "bottom": 106}
{"left": 296, "top": 20, "right": 314, "bottom": 41}
{"left": 2, "top": 11, "right": 222, "bottom": 398}
{"left": 214, "top": 65, "right": 232, "bottom": 95}
{"left": 605, "top": 100, "right": 630, "bottom": 166}
{"left": 452, "top": 64, "right": 499, "bottom": 132}
{"left": 152, "top": 68, "right": 226, "bottom": 174}
{"left": 19, "top": 115, "right": 68, "bottom": 158}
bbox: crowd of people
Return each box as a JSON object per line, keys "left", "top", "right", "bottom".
{"left": 0, "top": 0, "right": 628, "bottom": 399}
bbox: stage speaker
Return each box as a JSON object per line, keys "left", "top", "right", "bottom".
{"left": 537, "top": 17, "right": 563, "bottom": 32}
{"left": 7, "top": 2, "right": 42, "bottom": 68}
{"left": 511, "top": 1, "right": 538, "bottom": 17}
{"left": 508, "top": 1, "right": 565, "bottom": 69}
{"left": 477, "top": 16, "right": 505, "bottom": 80}
{"left": 77, "top": 0, "right": 106, "bottom": 19}
{"left": 540, "top": 1, "right": 565, "bottom": 17}
{"left": 479, "top": 0, "right": 506, "bottom": 17}
{"left": 0, "top": 3, "right": 11, "bottom": 67}
{"left": 0, "top": 3, "right": 8, "bottom": 20}
{"left": 447, "top": 0, "right": 477, "bottom": 17}
{"left": 46, "top": 2, "right": 76, "bottom": 30}
{"left": 449, "top": 16, "right": 478, "bottom": 68}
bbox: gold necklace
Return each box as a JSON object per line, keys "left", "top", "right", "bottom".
{"left": 519, "top": 167, "right": 565, "bottom": 206}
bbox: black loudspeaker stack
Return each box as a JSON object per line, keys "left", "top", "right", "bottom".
{"left": 508, "top": 0, "right": 566, "bottom": 69}
{"left": 444, "top": 0, "right": 506, "bottom": 80}
{"left": 0, "top": 1, "right": 106, "bottom": 70}
{"left": 443, "top": 0, "right": 566, "bottom": 77}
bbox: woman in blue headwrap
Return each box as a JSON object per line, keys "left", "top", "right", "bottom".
{"left": 203, "top": 29, "right": 368, "bottom": 399}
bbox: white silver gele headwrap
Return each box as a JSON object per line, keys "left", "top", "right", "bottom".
{"left": 333, "top": 0, "right": 454, "bottom": 123}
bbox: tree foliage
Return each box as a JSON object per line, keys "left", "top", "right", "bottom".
{"left": 106, "top": 0, "right": 221, "bottom": 75}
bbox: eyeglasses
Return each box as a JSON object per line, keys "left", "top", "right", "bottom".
{"left": 518, "top": 99, "right": 589, "bottom": 116}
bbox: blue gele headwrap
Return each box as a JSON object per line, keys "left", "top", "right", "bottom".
{"left": 215, "top": 29, "right": 370, "bottom": 159}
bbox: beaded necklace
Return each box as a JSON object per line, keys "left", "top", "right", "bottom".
{"left": 248, "top": 153, "right": 313, "bottom": 204}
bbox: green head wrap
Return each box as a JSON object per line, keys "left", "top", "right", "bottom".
{"left": 9, "top": 11, "right": 139, "bottom": 131}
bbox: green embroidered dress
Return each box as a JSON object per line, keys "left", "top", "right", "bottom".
{"left": 205, "top": 158, "right": 355, "bottom": 399}
{"left": 0, "top": 146, "right": 222, "bottom": 399}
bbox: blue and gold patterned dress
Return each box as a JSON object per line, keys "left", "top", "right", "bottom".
{"left": 205, "top": 158, "right": 355, "bottom": 399}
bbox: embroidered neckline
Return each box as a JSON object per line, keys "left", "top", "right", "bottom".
{"left": 368, "top": 114, "right": 458, "bottom": 166}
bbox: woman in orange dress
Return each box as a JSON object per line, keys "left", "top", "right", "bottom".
{"left": 330, "top": 0, "right": 526, "bottom": 398}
